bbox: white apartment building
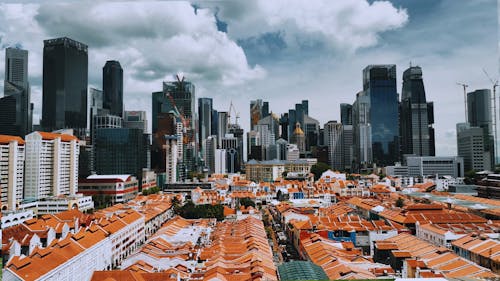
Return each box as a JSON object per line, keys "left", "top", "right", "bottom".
{"left": 24, "top": 132, "right": 79, "bottom": 200}
{"left": 165, "top": 135, "right": 178, "bottom": 184}
{"left": 0, "top": 135, "right": 25, "bottom": 210}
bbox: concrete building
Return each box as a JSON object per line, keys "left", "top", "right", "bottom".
{"left": 245, "top": 159, "right": 315, "bottom": 182}
{"left": 0, "top": 135, "right": 25, "bottom": 210}
{"left": 324, "top": 121, "right": 343, "bottom": 170}
{"left": 78, "top": 175, "right": 138, "bottom": 206}
{"left": 24, "top": 131, "right": 79, "bottom": 200}
{"left": 457, "top": 123, "right": 493, "bottom": 172}
{"left": 406, "top": 156, "right": 464, "bottom": 178}
{"left": 165, "top": 135, "right": 178, "bottom": 184}
{"left": 215, "top": 149, "right": 227, "bottom": 174}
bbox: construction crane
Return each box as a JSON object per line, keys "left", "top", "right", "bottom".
{"left": 483, "top": 68, "right": 499, "bottom": 164}
{"left": 228, "top": 101, "right": 240, "bottom": 126}
{"left": 457, "top": 82, "right": 469, "bottom": 122}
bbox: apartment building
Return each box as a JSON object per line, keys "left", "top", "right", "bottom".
{"left": 0, "top": 135, "right": 25, "bottom": 210}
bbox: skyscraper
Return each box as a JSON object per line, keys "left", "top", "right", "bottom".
{"left": 103, "top": 60, "right": 123, "bottom": 117}
{"left": 250, "top": 99, "right": 269, "bottom": 130}
{"left": 340, "top": 103, "right": 353, "bottom": 125}
{"left": 400, "top": 66, "right": 435, "bottom": 157}
{"left": 324, "top": 121, "right": 344, "bottom": 170}
{"left": 42, "top": 37, "right": 88, "bottom": 137}
{"left": 1, "top": 47, "right": 32, "bottom": 136}
{"left": 362, "top": 65, "right": 399, "bottom": 166}
{"left": 352, "top": 91, "right": 372, "bottom": 170}
{"left": 198, "top": 97, "right": 213, "bottom": 146}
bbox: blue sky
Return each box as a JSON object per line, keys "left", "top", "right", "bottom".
{"left": 0, "top": 0, "right": 497, "bottom": 157}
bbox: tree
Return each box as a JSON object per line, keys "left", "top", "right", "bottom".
{"left": 239, "top": 197, "right": 255, "bottom": 208}
{"left": 310, "top": 162, "right": 330, "bottom": 181}
{"left": 395, "top": 197, "right": 405, "bottom": 208}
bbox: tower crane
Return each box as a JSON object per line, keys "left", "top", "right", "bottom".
{"left": 456, "top": 82, "right": 469, "bottom": 122}
{"left": 228, "top": 101, "right": 240, "bottom": 126}
{"left": 483, "top": 68, "right": 499, "bottom": 164}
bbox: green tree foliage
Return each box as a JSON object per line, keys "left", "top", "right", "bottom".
{"left": 142, "top": 186, "right": 160, "bottom": 195}
{"left": 239, "top": 197, "right": 255, "bottom": 208}
{"left": 174, "top": 200, "right": 224, "bottom": 221}
{"left": 310, "top": 162, "right": 331, "bottom": 180}
{"left": 395, "top": 197, "right": 405, "bottom": 208}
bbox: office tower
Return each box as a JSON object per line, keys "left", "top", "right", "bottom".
{"left": 203, "top": 135, "right": 217, "bottom": 174}
{"left": 165, "top": 135, "right": 178, "bottom": 183}
{"left": 227, "top": 124, "right": 244, "bottom": 170}
{"left": 124, "top": 111, "right": 147, "bottom": 132}
{"left": 221, "top": 134, "right": 240, "bottom": 173}
{"left": 457, "top": 123, "right": 493, "bottom": 172}
{"left": 279, "top": 113, "right": 289, "bottom": 140}
{"left": 1, "top": 47, "right": 32, "bottom": 137}
{"left": 458, "top": 89, "right": 495, "bottom": 170}
{"left": 276, "top": 138, "right": 288, "bottom": 160}
{"left": 89, "top": 88, "right": 103, "bottom": 135}
{"left": 324, "top": 121, "right": 344, "bottom": 170}
{"left": 257, "top": 114, "right": 279, "bottom": 142}
{"left": 342, "top": 125, "right": 354, "bottom": 171}
{"left": 42, "top": 37, "right": 88, "bottom": 138}
{"left": 24, "top": 131, "right": 80, "bottom": 200}
{"left": 362, "top": 65, "right": 399, "bottom": 166}
{"left": 400, "top": 66, "right": 435, "bottom": 157}
{"left": 94, "top": 128, "right": 147, "bottom": 177}
{"left": 286, "top": 144, "right": 300, "bottom": 161}
{"left": 0, "top": 135, "right": 25, "bottom": 210}
{"left": 352, "top": 91, "right": 372, "bottom": 170}
{"left": 198, "top": 97, "right": 213, "bottom": 147}
{"left": 102, "top": 60, "right": 123, "bottom": 117}
{"left": 290, "top": 123, "right": 305, "bottom": 153}
{"left": 217, "top": 111, "right": 228, "bottom": 147}
{"left": 211, "top": 109, "right": 219, "bottom": 136}
{"left": 162, "top": 78, "right": 196, "bottom": 172}
{"left": 340, "top": 103, "right": 353, "bottom": 125}
{"left": 215, "top": 149, "right": 227, "bottom": 174}
{"left": 250, "top": 99, "right": 269, "bottom": 130}
{"left": 287, "top": 100, "right": 309, "bottom": 140}
{"left": 303, "top": 115, "right": 320, "bottom": 152}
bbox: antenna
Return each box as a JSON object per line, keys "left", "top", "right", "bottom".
{"left": 483, "top": 68, "right": 499, "bottom": 164}
{"left": 456, "top": 82, "right": 469, "bottom": 122}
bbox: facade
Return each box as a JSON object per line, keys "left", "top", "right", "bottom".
{"left": 343, "top": 125, "right": 354, "bottom": 171}
{"left": 102, "top": 60, "right": 123, "bottom": 117}
{"left": 406, "top": 156, "right": 464, "bottom": 178}
{"left": 198, "top": 97, "right": 213, "bottom": 149}
{"left": 93, "top": 128, "right": 147, "bottom": 179}
{"left": 250, "top": 99, "right": 270, "bottom": 130}
{"left": 245, "top": 159, "right": 314, "bottom": 182}
{"left": 217, "top": 111, "right": 228, "bottom": 147}
{"left": 2, "top": 47, "right": 32, "bottom": 137}
{"left": 24, "top": 131, "right": 79, "bottom": 200}
{"left": 78, "top": 175, "right": 139, "bottom": 205}
{"left": 457, "top": 123, "right": 493, "bottom": 172}
{"left": 352, "top": 91, "right": 372, "bottom": 170}
{"left": 362, "top": 65, "right": 399, "bottom": 166}
{"left": 42, "top": 37, "right": 88, "bottom": 137}
{"left": 215, "top": 148, "right": 227, "bottom": 174}
{"left": 290, "top": 123, "right": 306, "bottom": 153}
{"left": 123, "top": 111, "right": 147, "bottom": 132}
{"left": 324, "top": 121, "right": 343, "bottom": 170}
{"left": 165, "top": 135, "right": 178, "bottom": 184}
{"left": 340, "top": 103, "right": 353, "bottom": 125}
{"left": 203, "top": 135, "right": 216, "bottom": 174}
{"left": 287, "top": 100, "right": 309, "bottom": 141}
{"left": 0, "top": 135, "right": 25, "bottom": 210}
{"left": 400, "top": 66, "right": 435, "bottom": 156}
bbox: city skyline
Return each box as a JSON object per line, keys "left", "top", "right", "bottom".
{"left": 0, "top": 1, "right": 497, "bottom": 157}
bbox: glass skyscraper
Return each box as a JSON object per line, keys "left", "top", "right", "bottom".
{"left": 340, "top": 103, "right": 353, "bottom": 126}
{"left": 42, "top": 37, "right": 88, "bottom": 137}
{"left": 362, "top": 65, "right": 399, "bottom": 166}
{"left": 103, "top": 60, "right": 123, "bottom": 117}
{"left": 400, "top": 66, "right": 435, "bottom": 157}
{"left": 1, "top": 47, "right": 32, "bottom": 136}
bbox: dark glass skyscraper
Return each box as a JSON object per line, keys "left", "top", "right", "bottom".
{"left": 400, "top": 66, "right": 435, "bottom": 157}
{"left": 1, "top": 47, "right": 32, "bottom": 136}
{"left": 42, "top": 37, "right": 88, "bottom": 137}
{"left": 362, "top": 65, "right": 399, "bottom": 166}
{"left": 340, "top": 103, "right": 353, "bottom": 125}
{"left": 103, "top": 60, "right": 123, "bottom": 117}
{"left": 198, "top": 97, "right": 213, "bottom": 145}
{"left": 466, "top": 89, "right": 494, "bottom": 169}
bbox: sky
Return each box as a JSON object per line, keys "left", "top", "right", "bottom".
{"left": 0, "top": 0, "right": 497, "bottom": 157}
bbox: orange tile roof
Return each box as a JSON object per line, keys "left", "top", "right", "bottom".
{"left": 0, "top": 134, "right": 25, "bottom": 145}
{"left": 36, "top": 131, "right": 79, "bottom": 142}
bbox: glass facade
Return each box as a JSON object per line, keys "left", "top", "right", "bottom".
{"left": 102, "top": 60, "right": 123, "bottom": 117}
{"left": 42, "top": 37, "right": 88, "bottom": 137}
{"left": 340, "top": 103, "right": 353, "bottom": 125}
{"left": 363, "top": 65, "right": 399, "bottom": 166}
{"left": 400, "top": 66, "right": 435, "bottom": 157}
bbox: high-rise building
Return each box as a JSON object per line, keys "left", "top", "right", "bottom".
{"left": 0, "top": 135, "right": 25, "bottom": 210}
{"left": 468, "top": 89, "right": 493, "bottom": 131}
{"left": 342, "top": 125, "right": 354, "bottom": 171}
{"left": 93, "top": 128, "right": 147, "bottom": 178}
{"left": 457, "top": 123, "right": 492, "bottom": 172}
{"left": 42, "top": 37, "right": 88, "bottom": 137}
{"left": 124, "top": 111, "right": 147, "bottom": 132}
{"left": 202, "top": 135, "right": 217, "bottom": 174}
{"left": 400, "top": 66, "right": 435, "bottom": 157}
{"left": 352, "top": 91, "right": 372, "bottom": 170}
{"left": 324, "top": 121, "right": 344, "bottom": 170}
{"left": 290, "top": 123, "right": 306, "bottom": 154}
{"left": 24, "top": 131, "right": 80, "bottom": 200}
{"left": 362, "top": 65, "right": 399, "bottom": 166}
{"left": 340, "top": 103, "right": 353, "bottom": 126}
{"left": 102, "top": 60, "right": 123, "bottom": 117}
{"left": 165, "top": 135, "right": 178, "bottom": 184}
{"left": 250, "top": 99, "right": 269, "bottom": 130}
{"left": 217, "top": 111, "right": 228, "bottom": 147}
{"left": 228, "top": 124, "right": 244, "bottom": 169}
{"left": 162, "top": 79, "right": 196, "bottom": 172}
{"left": 303, "top": 115, "right": 320, "bottom": 152}
{"left": 221, "top": 134, "right": 240, "bottom": 173}
{"left": 198, "top": 97, "right": 213, "bottom": 148}
{"left": 287, "top": 100, "right": 309, "bottom": 140}
{"left": 1, "top": 47, "right": 32, "bottom": 137}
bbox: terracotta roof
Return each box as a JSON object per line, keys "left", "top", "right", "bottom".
{"left": 0, "top": 134, "right": 25, "bottom": 145}
{"left": 36, "top": 131, "right": 79, "bottom": 142}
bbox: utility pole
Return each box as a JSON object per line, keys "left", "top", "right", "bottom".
{"left": 457, "top": 82, "right": 469, "bottom": 122}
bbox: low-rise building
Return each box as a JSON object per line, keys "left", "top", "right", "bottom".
{"left": 78, "top": 174, "right": 139, "bottom": 206}
{"left": 245, "top": 159, "right": 315, "bottom": 182}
